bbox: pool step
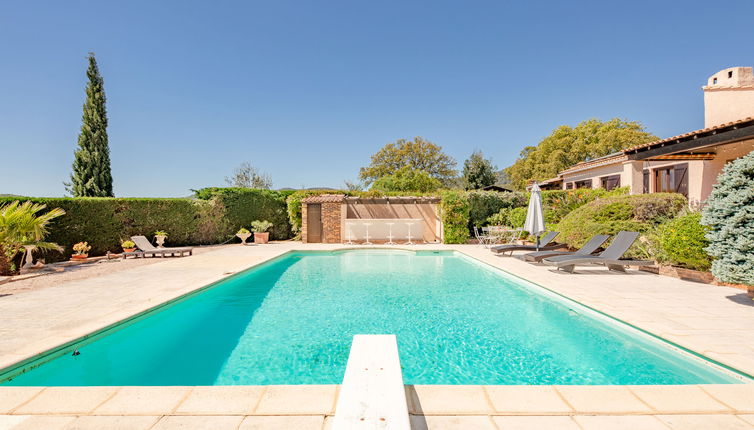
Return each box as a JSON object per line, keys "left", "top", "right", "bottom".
{"left": 332, "top": 334, "right": 411, "bottom": 430}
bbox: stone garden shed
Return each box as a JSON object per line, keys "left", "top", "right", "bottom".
{"left": 301, "top": 195, "right": 442, "bottom": 244}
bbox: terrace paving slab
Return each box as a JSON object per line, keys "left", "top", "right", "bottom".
{"left": 490, "top": 415, "right": 581, "bottom": 430}
{"left": 0, "top": 387, "right": 43, "bottom": 413}
{"left": 629, "top": 385, "right": 731, "bottom": 413}
{"left": 657, "top": 414, "right": 753, "bottom": 429}
{"left": 0, "top": 415, "right": 76, "bottom": 430}
{"left": 554, "top": 385, "right": 653, "bottom": 414}
{"left": 62, "top": 415, "right": 160, "bottom": 430}
{"left": 253, "top": 385, "right": 338, "bottom": 415}
{"left": 174, "top": 386, "right": 264, "bottom": 415}
{"left": 150, "top": 415, "right": 244, "bottom": 430}
{"left": 409, "top": 415, "right": 497, "bottom": 430}
{"left": 573, "top": 414, "right": 670, "bottom": 430}
{"left": 406, "top": 385, "right": 492, "bottom": 415}
{"left": 484, "top": 385, "right": 572, "bottom": 414}
{"left": 238, "top": 415, "right": 326, "bottom": 430}
{"left": 14, "top": 387, "right": 117, "bottom": 415}
{"left": 93, "top": 387, "right": 191, "bottom": 415}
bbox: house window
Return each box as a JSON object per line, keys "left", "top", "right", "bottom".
{"left": 728, "top": 71, "right": 734, "bottom": 78}
{"left": 654, "top": 163, "right": 688, "bottom": 197}
{"left": 600, "top": 175, "right": 621, "bottom": 191}
{"left": 713, "top": 77, "right": 718, "bottom": 84}
{"left": 565, "top": 182, "right": 574, "bottom": 190}
{"left": 573, "top": 179, "right": 592, "bottom": 189}
{"left": 643, "top": 170, "right": 650, "bottom": 193}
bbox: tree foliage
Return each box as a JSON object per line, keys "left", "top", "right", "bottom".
{"left": 462, "top": 151, "right": 497, "bottom": 190}
{"left": 68, "top": 53, "right": 114, "bottom": 197}
{"left": 359, "top": 137, "right": 457, "bottom": 185}
{"left": 225, "top": 162, "right": 272, "bottom": 189}
{"left": 504, "top": 118, "right": 657, "bottom": 190}
{"left": 371, "top": 167, "right": 442, "bottom": 193}
{"left": 702, "top": 150, "right": 754, "bottom": 285}
{"left": 0, "top": 201, "right": 65, "bottom": 275}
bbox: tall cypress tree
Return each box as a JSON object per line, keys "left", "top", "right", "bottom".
{"left": 68, "top": 52, "right": 114, "bottom": 197}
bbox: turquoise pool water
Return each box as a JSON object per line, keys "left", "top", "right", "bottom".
{"left": 1, "top": 250, "right": 744, "bottom": 385}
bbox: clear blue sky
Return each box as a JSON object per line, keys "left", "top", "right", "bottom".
{"left": 1, "top": 0, "right": 752, "bottom": 197}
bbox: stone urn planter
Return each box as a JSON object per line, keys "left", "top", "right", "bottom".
{"left": 154, "top": 231, "right": 168, "bottom": 248}
{"left": 253, "top": 232, "right": 269, "bottom": 244}
{"left": 236, "top": 232, "right": 252, "bottom": 245}
{"left": 71, "top": 254, "right": 88, "bottom": 261}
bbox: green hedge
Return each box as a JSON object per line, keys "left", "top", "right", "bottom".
{"left": 0, "top": 197, "right": 218, "bottom": 261}
{"left": 2, "top": 188, "right": 294, "bottom": 262}
{"left": 557, "top": 193, "right": 686, "bottom": 257}
{"left": 440, "top": 190, "right": 470, "bottom": 244}
{"left": 194, "top": 188, "right": 293, "bottom": 240}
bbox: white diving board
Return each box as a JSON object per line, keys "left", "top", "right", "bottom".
{"left": 332, "top": 334, "right": 411, "bottom": 430}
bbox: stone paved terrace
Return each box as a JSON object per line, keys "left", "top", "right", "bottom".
{"left": 1, "top": 242, "right": 754, "bottom": 429}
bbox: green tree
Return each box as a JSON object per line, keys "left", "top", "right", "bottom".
{"left": 68, "top": 53, "right": 114, "bottom": 197}
{"left": 0, "top": 201, "right": 65, "bottom": 275}
{"left": 371, "top": 167, "right": 442, "bottom": 193}
{"left": 359, "top": 137, "right": 457, "bottom": 185}
{"left": 702, "top": 150, "right": 754, "bottom": 286}
{"left": 462, "top": 151, "right": 497, "bottom": 190}
{"left": 504, "top": 118, "right": 657, "bottom": 190}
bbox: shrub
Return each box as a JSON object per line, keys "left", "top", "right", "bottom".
{"left": 440, "top": 190, "right": 470, "bottom": 244}
{"left": 467, "top": 190, "right": 527, "bottom": 228}
{"left": 541, "top": 187, "right": 628, "bottom": 224}
{"left": 557, "top": 193, "right": 686, "bottom": 257}
{"left": 508, "top": 207, "right": 528, "bottom": 228}
{"left": 194, "top": 188, "right": 292, "bottom": 240}
{"left": 655, "top": 212, "right": 711, "bottom": 271}
{"left": 702, "top": 150, "right": 754, "bottom": 286}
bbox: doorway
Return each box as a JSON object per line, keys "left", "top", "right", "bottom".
{"left": 307, "top": 204, "right": 323, "bottom": 243}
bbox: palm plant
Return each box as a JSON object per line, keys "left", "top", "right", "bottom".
{"left": 0, "top": 201, "right": 65, "bottom": 275}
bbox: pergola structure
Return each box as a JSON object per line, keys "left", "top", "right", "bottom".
{"left": 301, "top": 195, "right": 442, "bottom": 244}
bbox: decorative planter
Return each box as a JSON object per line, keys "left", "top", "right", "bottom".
{"left": 155, "top": 235, "right": 167, "bottom": 248}
{"left": 122, "top": 248, "right": 136, "bottom": 253}
{"left": 236, "top": 233, "right": 252, "bottom": 245}
{"left": 71, "top": 254, "right": 88, "bottom": 261}
{"left": 748, "top": 287, "right": 754, "bottom": 299}
{"left": 254, "top": 232, "right": 269, "bottom": 244}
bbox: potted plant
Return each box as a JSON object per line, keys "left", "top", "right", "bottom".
{"left": 154, "top": 230, "right": 168, "bottom": 248}
{"left": 71, "top": 242, "right": 91, "bottom": 260}
{"left": 121, "top": 240, "right": 136, "bottom": 253}
{"left": 251, "top": 220, "right": 273, "bottom": 244}
{"left": 236, "top": 227, "right": 252, "bottom": 245}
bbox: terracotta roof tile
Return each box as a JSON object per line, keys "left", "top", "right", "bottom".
{"left": 301, "top": 194, "right": 346, "bottom": 203}
{"left": 623, "top": 116, "right": 754, "bottom": 153}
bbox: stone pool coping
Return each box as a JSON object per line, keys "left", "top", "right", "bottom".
{"left": 3, "top": 385, "right": 754, "bottom": 429}
{"left": 2, "top": 242, "right": 754, "bottom": 428}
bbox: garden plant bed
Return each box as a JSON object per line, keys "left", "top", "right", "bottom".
{"left": 639, "top": 265, "right": 715, "bottom": 284}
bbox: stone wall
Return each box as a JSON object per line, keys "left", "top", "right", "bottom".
{"left": 322, "top": 202, "right": 343, "bottom": 243}
{"left": 301, "top": 203, "right": 309, "bottom": 243}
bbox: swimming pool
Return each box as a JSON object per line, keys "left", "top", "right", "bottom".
{"left": 0, "top": 249, "right": 746, "bottom": 385}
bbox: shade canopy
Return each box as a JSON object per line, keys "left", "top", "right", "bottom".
{"left": 524, "top": 183, "right": 546, "bottom": 243}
